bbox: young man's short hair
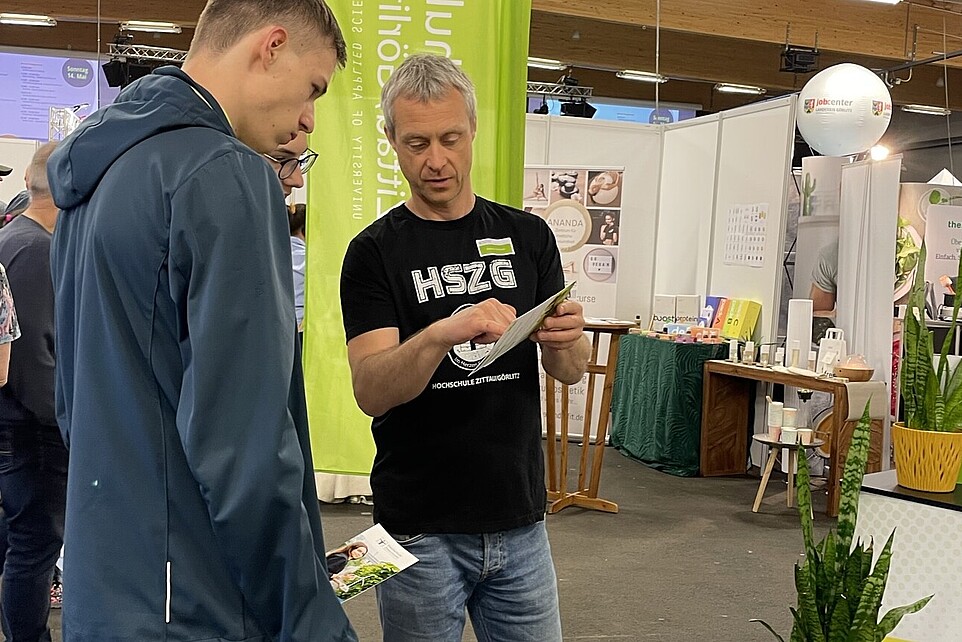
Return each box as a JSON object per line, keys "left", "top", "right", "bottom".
{"left": 190, "top": 0, "right": 346, "bottom": 67}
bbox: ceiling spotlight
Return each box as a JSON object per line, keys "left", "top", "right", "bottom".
{"left": 901, "top": 104, "right": 951, "bottom": 116}
{"left": 0, "top": 13, "right": 57, "bottom": 27}
{"left": 560, "top": 100, "right": 596, "bottom": 119}
{"left": 527, "top": 57, "right": 567, "bottom": 72}
{"left": 714, "top": 83, "right": 767, "bottom": 95}
{"left": 120, "top": 20, "right": 182, "bottom": 34}
{"left": 870, "top": 145, "right": 890, "bottom": 161}
{"left": 533, "top": 96, "right": 549, "bottom": 115}
{"left": 615, "top": 69, "right": 668, "bottom": 84}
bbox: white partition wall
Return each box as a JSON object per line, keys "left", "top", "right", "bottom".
{"left": 707, "top": 96, "right": 798, "bottom": 343}
{"left": 654, "top": 116, "right": 720, "bottom": 296}
{"left": 524, "top": 115, "right": 662, "bottom": 322}
{"left": 837, "top": 157, "right": 902, "bottom": 467}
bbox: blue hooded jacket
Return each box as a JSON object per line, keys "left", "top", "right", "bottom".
{"left": 47, "top": 67, "right": 356, "bottom": 642}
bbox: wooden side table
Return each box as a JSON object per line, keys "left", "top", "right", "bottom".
{"left": 544, "top": 322, "right": 634, "bottom": 514}
{"left": 701, "top": 360, "right": 883, "bottom": 517}
{"left": 751, "top": 433, "right": 825, "bottom": 512}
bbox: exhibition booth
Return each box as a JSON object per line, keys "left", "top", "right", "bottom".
{"left": 2, "top": 15, "right": 961, "bottom": 640}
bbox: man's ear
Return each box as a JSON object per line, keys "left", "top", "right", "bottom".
{"left": 254, "top": 25, "right": 290, "bottom": 69}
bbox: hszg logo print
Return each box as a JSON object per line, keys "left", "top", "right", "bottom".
{"left": 447, "top": 303, "right": 493, "bottom": 371}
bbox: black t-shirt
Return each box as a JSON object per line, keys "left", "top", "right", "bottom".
{"left": 341, "top": 197, "right": 563, "bottom": 534}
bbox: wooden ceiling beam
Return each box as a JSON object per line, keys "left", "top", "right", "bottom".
{"left": 531, "top": 0, "right": 962, "bottom": 63}
{"left": 529, "top": 11, "right": 962, "bottom": 110}
{"left": 0, "top": 1, "right": 203, "bottom": 25}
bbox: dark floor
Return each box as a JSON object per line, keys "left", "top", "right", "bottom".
{"left": 23, "top": 444, "right": 832, "bottom": 641}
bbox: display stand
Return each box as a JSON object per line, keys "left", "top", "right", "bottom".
{"left": 544, "top": 322, "right": 633, "bottom": 514}
{"left": 700, "top": 360, "right": 883, "bottom": 516}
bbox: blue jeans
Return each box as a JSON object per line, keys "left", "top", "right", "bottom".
{"left": 0, "top": 422, "right": 67, "bottom": 642}
{"left": 376, "top": 521, "right": 562, "bottom": 642}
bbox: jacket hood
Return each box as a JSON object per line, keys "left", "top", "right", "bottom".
{"left": 48, "top": 67, "right": 234, "bottom": 209}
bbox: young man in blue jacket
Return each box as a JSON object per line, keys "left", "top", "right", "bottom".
{"left": 46, "top": 1, "right": 356, "bottom": 640}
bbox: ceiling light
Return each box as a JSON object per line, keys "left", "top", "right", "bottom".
{"left": 862, "top": 0, "right": 901, "bottom": 4}
{"left": 120, "top": 20, "right": 182, "bottom": 34}
{"left": 714, "top": 83, "right": 767, "bottom": 96}
{"left": 901, "top": 104, "right": 951, "bottom": 116}
{"left": 527, "top": 57, "right": 566, "bottom": 72}
{"left": 0, "top": 13, "right": 57, "bottom": 27}
{"left": 870, "top": 145, "right": 890, "bottom": 161}
{"left": 615, "top": 69, "right": 668, "bottom": 84}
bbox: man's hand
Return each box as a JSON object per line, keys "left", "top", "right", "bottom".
{"left": 531, "top": 300, "right": 586, "bottom": 352}
{"left": 433, "top": 298, "right": 517, "bottom": 348}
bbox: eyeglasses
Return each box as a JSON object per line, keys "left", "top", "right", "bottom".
{"left": 263, "top": 149, "right": 318, "bottom": 180}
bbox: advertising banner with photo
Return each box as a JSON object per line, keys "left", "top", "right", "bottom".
{"left": 525, "top": 165, "right": 626, "bottom": 438}
{"left": 304, "top": 1, "right": 532, "bottom": 475}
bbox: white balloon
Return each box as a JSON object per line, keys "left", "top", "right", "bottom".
{"left": 797, "top": 63, "right": 893, "bottom": 157}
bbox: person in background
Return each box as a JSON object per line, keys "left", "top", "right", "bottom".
{"left": 262, "top": 130, "right": 315, "bottom": 332}
{"left": 45, "top": 0, "right": 356, "bottom": 640}
{"left": 2, "top": 191, "right": 30, "bottom": 228}
{"left": 0, "top": 142, "right": 64, "bottom": 642}
{"left": 289, "top": 203, "right": 307, "bottom": 331}
{"left": 0, "top": 256, "right": 22, "bottom": 626}
{"left": 0, "top": 163, "right": 12, "bottom": 212}
{"left": 340, "top": 54, "right": 590, "bottom": 641}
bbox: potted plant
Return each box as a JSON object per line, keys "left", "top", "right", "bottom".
{"left": 898, "top": 242, "right": 962, "bottom": 492}
{"left": 753, "top": 404, "right": 931, "bottom": 640}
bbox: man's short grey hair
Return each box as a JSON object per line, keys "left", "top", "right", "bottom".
{"left": 28, "top": 142, "right": 57, "bottom": 198}
{"left": 381, "top": 54, "right": 477, "bottom": 137}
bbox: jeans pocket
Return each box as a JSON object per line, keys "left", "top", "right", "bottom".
{"left": 389, "top": 532, "right": 427, "bottom": 547}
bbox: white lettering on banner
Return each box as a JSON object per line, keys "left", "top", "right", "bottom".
{"left": 374, "top": 2, "right": 413, "bottom": 214}
{"left": 411, "top": 261, "right": 518, "bottom": 303}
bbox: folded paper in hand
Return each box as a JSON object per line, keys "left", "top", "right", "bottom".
{"left": 468, "top": 282, "right": 576, "bottom": 375}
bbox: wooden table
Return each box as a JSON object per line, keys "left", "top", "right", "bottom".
{"left": 701, "top": 360, "right": 882, "bottom": 516}
{"left": 544, "top": 322, "right": 634, "bottom": 514}
{"left": 751, "top": 433, "right": 825, "bottom": 512}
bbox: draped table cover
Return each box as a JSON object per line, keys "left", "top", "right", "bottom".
{"left": 610, "top": 335, "right": 727, "bottom": 476}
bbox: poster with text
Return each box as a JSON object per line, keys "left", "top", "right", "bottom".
{"left": 525, "top": 165, "right": 626, "bottom": 439}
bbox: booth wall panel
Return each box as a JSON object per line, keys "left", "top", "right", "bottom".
{"left": 708, "top": 96, "right": 797, "bottom": 343}
{"left": 540, "top": 118, "right": 661, "bottom": 322}
{"left": 655, "top": 117, "right": 720, "bottom": 296}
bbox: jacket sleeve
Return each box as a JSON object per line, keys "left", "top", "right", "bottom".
{"left": 167, "top": 153, "right": 355, "bottom": 642}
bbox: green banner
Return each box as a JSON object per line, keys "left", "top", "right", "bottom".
{"left": 304, "top": 0, "right": 532, "bottom": 474}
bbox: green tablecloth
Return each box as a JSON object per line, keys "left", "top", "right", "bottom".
{"left": 610, "top": 335, "right": 727, "bottom": 476}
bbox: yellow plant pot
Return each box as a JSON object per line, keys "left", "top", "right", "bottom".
{"left": 892, "top": 423, "right": 962, "bottom": 493}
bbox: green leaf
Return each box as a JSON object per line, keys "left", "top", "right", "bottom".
{"left": 797, "top": 445, "right": 816, "bottom": 560}
{"left": 795, "top": 561, "right": 827, "bottom": 642}
{"left": 827, "top": 597, "right": 851, "bottom": 642}
{"left": 837, "top": 404, "right": 872, "bottom": 553}
{"left": 847, "top": 577, "right": 884, "bottom": 642}
{"left": 750, "top": 619, "right": 787, "bottom": 642}
{"left": 876, "top": 596, "right": 934, "bottom": 638}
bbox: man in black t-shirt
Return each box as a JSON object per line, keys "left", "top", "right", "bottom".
{"left": 340, "top": 54, "right": 590, "bottom": 641}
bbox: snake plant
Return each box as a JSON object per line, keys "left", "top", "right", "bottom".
{"left": 752, "top": 403, "right": 931, "bottom": 641}
{"left": 902, "top": 242, "right": 962, "bottom": 432}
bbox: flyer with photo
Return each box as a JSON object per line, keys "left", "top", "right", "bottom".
{"left": 326, "top": 524, "right": 418, "bottom": 602}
